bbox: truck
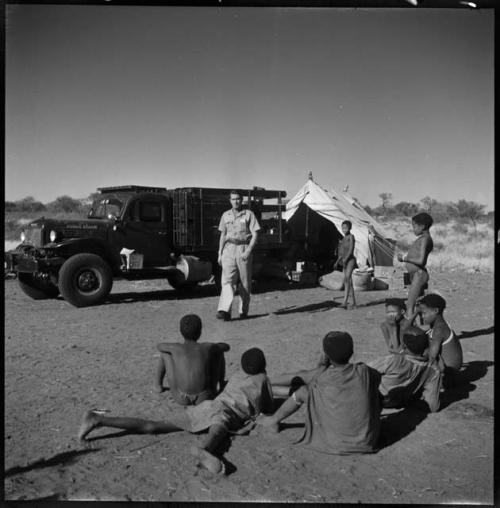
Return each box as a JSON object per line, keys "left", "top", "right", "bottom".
{"left": 5, "top": 185, "right": 289, "bottom": 307}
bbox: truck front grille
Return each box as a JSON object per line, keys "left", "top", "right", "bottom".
{"left": 24, "top": 227, "right": 43, "bottom": 247}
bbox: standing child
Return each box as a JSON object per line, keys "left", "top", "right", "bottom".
{"left": 380, "top": 298, "right": 413, "bottom": 354}
{"left": 79, "top": 348, "right": 274, "bottom": 475}
{"left": 417, "top": 294, "right": 463, "bottom": 387}
{"left": 333, "top": 220, "right": 357, "bottom": 309}
{"left": 154, "top": 314, "right": 230, "bottom": 406}
{"left": 397, "top": 212, "right": 434, "bottom": 316}
{"left": 259, "top": 332, "right": 381, "bottom": 455}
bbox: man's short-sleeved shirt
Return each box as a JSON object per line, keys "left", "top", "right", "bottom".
{"left": 218, "top": 209, "right": 260, "bottom": 243}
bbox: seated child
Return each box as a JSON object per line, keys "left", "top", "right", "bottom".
{"left": 368, "top": 327, "right": 442, "bottom": 412}
{"left": 417, "top": 294, "right": 463, "bottom": 386}
{"left": 380, "top": 298, "right": 413, "bottom": 353}
{"left": 397, "top": 212, "right": 434, "bottom": 316}
{"left": 259, "top": 332, "right": 382, "bottom": 455}
{"left": 154, "top": 314, "right": 230, "bottom": 405}
{"left": 79, "top": 348, "right": 274, "bottom": 475}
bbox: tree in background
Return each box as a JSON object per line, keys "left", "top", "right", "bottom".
{"left": 455, "top": 199, "right": 486, "bottom": 231}
{"left": 47, "top": 195, "right": 84, "bottom": 214}
{"left": 393, "top": 201, "right": 419, "bottom": 217}
{"left": 378, "top": 192, "right": 393, "bottom": 214}
{"left": 14, "top": 197, "right": 46, "bottom": 213}
{"left": 420, "top": 196, "right": 438, "bottom": 214}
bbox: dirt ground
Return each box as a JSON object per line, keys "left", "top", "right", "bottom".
{"left": 4, "top": 271, "right": 494, "bottom": 503}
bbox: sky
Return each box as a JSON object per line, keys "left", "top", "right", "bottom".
{"left": 5, "top": 5, "right": 494, "bottom": 210}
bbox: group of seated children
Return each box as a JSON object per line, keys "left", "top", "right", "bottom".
{"left": 78, "top": 295, "right": 463, "bottom": 475}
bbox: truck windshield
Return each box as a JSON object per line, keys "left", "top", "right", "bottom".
{"left": 88, "top": 198, "right": 123, "bottom": 219}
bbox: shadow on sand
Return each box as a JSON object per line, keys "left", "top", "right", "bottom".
{"left": 104, "top": 278, "right": 316, "bottom": 306}
{"left": 274, "top": 300, "right": 338, "bottom": 315}
{"left": 439, "top": 360, "right": 494, "bottom": 410}
{"left": 4, "top": 448, "right": 99, "bottom": 478}
{"left": 378, "top": 407, "right": 428, "bottom": 450}
{"left": 457, "top": 326, "right": 494, "bottom": 340}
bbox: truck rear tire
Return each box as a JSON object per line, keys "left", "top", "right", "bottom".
{"left": 58, "top": 253, "right": 113, "bottom": 307}
{"left": 18, "top": 273, "right": 60, "bottom": 299}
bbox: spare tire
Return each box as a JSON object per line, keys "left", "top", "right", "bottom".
{"left": 58, "top": 253, "right": 113, "bottom": 307}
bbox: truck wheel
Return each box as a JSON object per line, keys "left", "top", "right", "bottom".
{"left": 18, "top": 273, "right": 60, "bottom": 299}
{"left": 58, "top": 254, "right": 113, "bottom": 307}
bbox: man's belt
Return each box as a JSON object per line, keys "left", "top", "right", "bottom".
{"left": 226, "top": 238, "right": 250, "bottom": 246}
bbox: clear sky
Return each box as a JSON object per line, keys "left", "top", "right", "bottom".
{"left": 6, "top": 5, "right": 494, "bottom": 210}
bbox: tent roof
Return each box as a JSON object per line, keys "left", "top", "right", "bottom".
{"left": 284, "top": 177, "right": 393, "bottom": 266}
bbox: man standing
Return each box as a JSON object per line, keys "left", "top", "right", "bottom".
{"left": 216, "top": 190, "right": 260, "bottom": 321}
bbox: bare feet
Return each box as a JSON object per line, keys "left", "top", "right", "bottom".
{"left": 190, "top": 446, "right": 225, "bottom": 475}
{"left": 257, "top": 415, "right": 280, "bottom": 433}
{"left": 78, "top": 410, "right": 101, "bottom": 442}
{"left": 339, "top": 303, "right": 348, "bottom": 309}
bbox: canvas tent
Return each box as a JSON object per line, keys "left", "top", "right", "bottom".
{"left": 283, "top": 174, "right": 395, "bottom": 268}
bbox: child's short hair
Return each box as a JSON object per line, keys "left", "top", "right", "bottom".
{"left": 241, "top": 348, "right": 266, "bottom": 375}
{"left": 341, "top": 220, "right": 352, "bottom": 229}
{"left": 384, "top": 298, "right": 406, "bottom": 311}
{"left": 412, "top": 212, "right": 433, "bottom": 229}
{"left": 229, "top": 189, "right": 242, "bottom": 198}
{"left": 402, "top": 327, "right": 429, "bottom": 355}
{"left": 419, "top": 293, "right": 446, "bottom": 313}
{"left": 322, "top": 331, "right": 353, "bottom": 364}
{"left": 180, "top": 314, "right": 202, "bottom": 341}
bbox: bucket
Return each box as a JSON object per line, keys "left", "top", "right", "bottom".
{"left": 352, "top": 268, "right": 373, "bottom": 291}
{"left": 176, "top": 255, "right": 212, "bottom": 283}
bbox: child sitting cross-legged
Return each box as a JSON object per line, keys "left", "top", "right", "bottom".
{"left": 368, "top": 327, "right": 442, "bottom": 412}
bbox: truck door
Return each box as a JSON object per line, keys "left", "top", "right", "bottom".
{"left": 118, "top": 195, "right": 172, "bottom": 267}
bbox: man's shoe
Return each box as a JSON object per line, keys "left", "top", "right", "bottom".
{"left": 216, "top": 310, "right": 231, "bottom": 321}
{"left": 239, "top": 313, "right": 248, "bottom": 320}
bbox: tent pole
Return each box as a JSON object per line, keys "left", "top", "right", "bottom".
{"left": 305, "top": 204, "right": 309, "bottom": 254}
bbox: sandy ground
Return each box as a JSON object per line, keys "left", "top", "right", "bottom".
{"left": 4, "top": 271, "right": 494, "bottom": 503}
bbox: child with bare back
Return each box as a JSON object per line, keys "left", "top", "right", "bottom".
{"left": 79, "top": 348, "right": 274, "bottom": 475}
{"left": 260, "top": 332, "right": 381, "bottom": 455}
{"left": 154, "top": 314, "right": 229, "bottom": 405}
{"left": 380, "top": 298, "right": 413, "bottom": 353}
{"left": 397, "top": 212, "right": 434, "bottom": 316}
{"left": 416, "top": 294, "right": 463, "bottom": 387}
{"left": 333, "top": 220, "right": 357, "bottom": 309}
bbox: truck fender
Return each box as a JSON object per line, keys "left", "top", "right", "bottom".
{"left": 52, "top": 238, "right": 122, "bottom": 272}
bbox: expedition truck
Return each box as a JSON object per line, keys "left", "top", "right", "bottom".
{"left": 5, "top": 186, "right": 289, "bottom": 307}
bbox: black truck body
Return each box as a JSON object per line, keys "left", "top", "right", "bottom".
{"left": 5, "top": 185, "right": 289, "bottom": 307}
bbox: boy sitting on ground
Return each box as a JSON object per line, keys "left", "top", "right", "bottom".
{"left": 417, "top": 294, "right": 463, "bottom": 387}
{"left": 368, "top": 327, "right": 442, "bottom": 412}
{"left": 154, "top": 314, "right": 230, "bottom": 405}
{"left": 380, "top": 298, "right": 413, "bottom": 354}
{"left": 259, "top": 332, "right": 382, "bottom": 455}
{"left": 79, "top": 348, "right": 274, "bottom": 475}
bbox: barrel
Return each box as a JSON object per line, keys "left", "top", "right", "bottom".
{"left": 352, "top": 268, "right": 373, "bottom": 291}
{"left": 176, "top": 255, "right": 213, "bottom": 283}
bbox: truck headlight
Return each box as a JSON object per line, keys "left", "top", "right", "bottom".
{"left": 20, "top": 230, "right": 26, "bottom": 242}
{"left": 50, "top": 230, "right": 58, "bottom": 242}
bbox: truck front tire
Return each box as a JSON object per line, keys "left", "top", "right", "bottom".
{"left": 18, "top": 273, "right": 60, "bottom": 300}
{"left": 58, "top": 254, "right": 113, "bottom": 307}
